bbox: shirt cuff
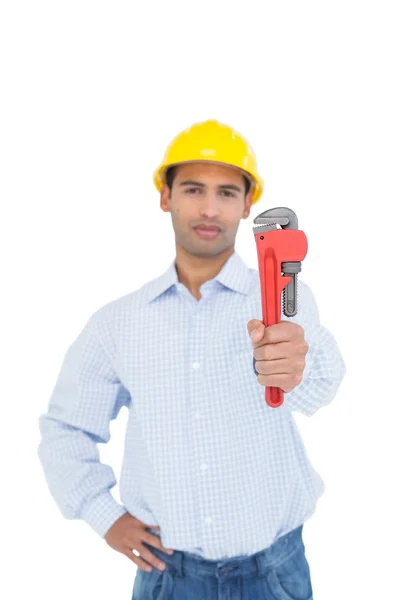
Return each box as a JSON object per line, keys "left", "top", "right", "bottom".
{"left": 81, "top": 492, "right": 128, "bottom": 538}
{"left": 302, "top": 346, "right": 314, "bottom": 380}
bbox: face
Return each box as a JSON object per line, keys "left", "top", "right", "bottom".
{"left": 160, "top": 161, "right": 253, "bottom": 258}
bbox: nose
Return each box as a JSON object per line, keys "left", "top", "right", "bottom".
{"left": 198, "top": 193, "right": 220, "bottom": 219}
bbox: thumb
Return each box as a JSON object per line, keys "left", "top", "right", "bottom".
{"left": 247, "top": 319, "right": 264, "bottom": 342}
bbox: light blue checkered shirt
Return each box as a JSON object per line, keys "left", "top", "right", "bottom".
{"left": 38, "top": 250, "right": 346, "bottom": 560}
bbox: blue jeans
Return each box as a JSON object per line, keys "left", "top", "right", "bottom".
{"left": 131, "top": 524, "right": 313, "bottom": 599}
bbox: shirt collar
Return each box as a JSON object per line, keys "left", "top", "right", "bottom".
{"left": 146, "top": 250, "right": 254, "bottom": 303}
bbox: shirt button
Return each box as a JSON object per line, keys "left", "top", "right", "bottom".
{"left": 192, "top": 362, "right": 200, "bottom": 369}
{"left": 200, "top": 462, "right": 208, "bottom": 471}
{"left": 205, "top": 516, "right": 213, "bottom": 524}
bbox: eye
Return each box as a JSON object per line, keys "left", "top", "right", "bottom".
{"left": 221, "top": 190, "right": 234, "bottom": 197}
{"left": 185, "top": 187, "right": 201, "bottom": 194}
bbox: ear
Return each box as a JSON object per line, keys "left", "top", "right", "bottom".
{"left": 242, "top": 191, "right": 253, "bottom": 219}
{"left": 160, "top": 184, "right": 171, "bottom": 213}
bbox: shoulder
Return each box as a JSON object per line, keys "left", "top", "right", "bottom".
{"left": 85, "top": 281, "right": 152, "bottom": 343}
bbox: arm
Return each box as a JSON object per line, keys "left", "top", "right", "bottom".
{"left": 37, "top": 310, "right": 129, "bottom": 538}
{"left": 253, "top": 280, "right": 346, "bottom": 417}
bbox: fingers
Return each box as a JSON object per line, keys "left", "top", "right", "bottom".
{"left": 123, "top": 547, "right": 155, "bottom": 572}
{"left": 247, "top": 319, "right": 264, "bottom": 344}
{"left": 123, "top": 540, "right": 168, "bottom": 572}
{"left": 264, "top": 321, "right": 304, "bottom": 344}
{"left": 144, "top": 531, "right": 174, "bottom": 555}
{"left": 254, "top": 358, "right": 294, "bottom": 375}
{"left": 135, "top": 541, "right": 168, "bottom": 571}
{"left": 248, "top": 320, "right": 305, "bottom": 347}
{"left": 253, "top": 341, "right": 294, "bottom": 361}
{"left": 256, "top": 371, "right": 303, "bottom": 391}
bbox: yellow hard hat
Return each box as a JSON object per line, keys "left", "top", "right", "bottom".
{"left": 153, "top": 119, "right": 264, "bottom": 205}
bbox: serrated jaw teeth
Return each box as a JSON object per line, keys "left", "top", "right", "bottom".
{"left": 252, "top": 223, "right": 279, "bottom": 234}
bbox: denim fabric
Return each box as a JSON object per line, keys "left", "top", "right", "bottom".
{"left": 131, "top": 524, "right": 313, "bottom": 600}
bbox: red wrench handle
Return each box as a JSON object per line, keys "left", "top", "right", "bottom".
{"left": 254, "top": 228, "right": 308, "bottom": 408}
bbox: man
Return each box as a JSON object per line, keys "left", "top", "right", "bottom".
{"left": 38, "top": 119, "right": 346, "bottom": 599}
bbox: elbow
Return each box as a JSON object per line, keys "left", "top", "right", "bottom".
{"left": 308, "top": 371, "right": 346, "bottom": 416}
{"left": 285, "top": 368, "right": 346, "bottom": 417}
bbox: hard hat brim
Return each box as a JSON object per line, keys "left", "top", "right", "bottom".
{"left": 153, "top": 159, "right": 263, "bottom": 205}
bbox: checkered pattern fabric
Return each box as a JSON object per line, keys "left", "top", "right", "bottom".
{"left": 38, "top": 250, "right": 346, "bottom": 560}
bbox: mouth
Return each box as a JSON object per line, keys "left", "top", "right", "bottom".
{"left": 193, "top": 225, "right": 222, "bottom": 240}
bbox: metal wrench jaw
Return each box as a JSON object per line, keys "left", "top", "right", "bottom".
{"left": 252, "top": 206, "right": 302, "bottom": 317}
{"left": 252, "top": 206, "right": 298, "bottom": 234}
{"left": 251, "top": 206, "right": 308, "bottom": 408}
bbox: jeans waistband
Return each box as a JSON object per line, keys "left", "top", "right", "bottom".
{"left": 145, "top": 525, "right": 304, "bottom": 581}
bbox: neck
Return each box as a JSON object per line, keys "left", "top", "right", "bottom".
{"left": 174, "top": 245, "right": 234, "bottom": 299}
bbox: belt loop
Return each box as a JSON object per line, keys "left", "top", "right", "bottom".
{"left": 255, "top": 552, "right": 265, "bottom": 579}
{"left": 172, "top": 550, "right": 184, "bottom": 578}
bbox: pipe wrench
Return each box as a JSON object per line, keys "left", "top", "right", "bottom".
{"left": 252, "top": 207, "right": 308, "bottom": 408}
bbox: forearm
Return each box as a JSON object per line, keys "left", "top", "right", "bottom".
{"left": 280, "top": 280, "right": 346, "bottom": 415}
{"left": 37, "top": 310, "right": 130, "bottom": 537}
{"left": 253, "top": 323, "right": 346, "bottom": 416}
{"left": 38, "top": 413, "right": 127, "bottom": 537}
{"left": 283, "top": 322, "right": 346, "bottom": 415}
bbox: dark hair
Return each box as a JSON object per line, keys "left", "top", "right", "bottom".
{"left": 165, "top": 165, "right": 251, "bottom": 196}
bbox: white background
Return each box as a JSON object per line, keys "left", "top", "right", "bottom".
{"left": 1, "top": 1, "right": 399, "bottom": 598}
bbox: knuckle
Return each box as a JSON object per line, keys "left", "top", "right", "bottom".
{"left": 124, "top": 549, "right": 138, "bottom": 564}
{"left": 296, "top": 358, "right": 306, "bottom": 370}
{"left": 257, "top": 374, "right": 267, "bottom": 387}
{"left": 147, "top": 552, "right": 163, "bottom": 569}
{"left": 294, "top": 372, "right": 303, "bottom": 384}
{"left": 261, "top": 347, "right": 270, "bottom": 359}
{"left": 254, "top": 360, "right": 262, "bottom": 374}
{"left": 254, "top": 347, "right": 266, "bottom": 361}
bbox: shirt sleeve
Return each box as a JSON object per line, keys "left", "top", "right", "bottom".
{"left": 254, "top": 280, "right": 346, "bottom": 417}
{"left": 37, "top": 310, "right": 129, "bottom": 538}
